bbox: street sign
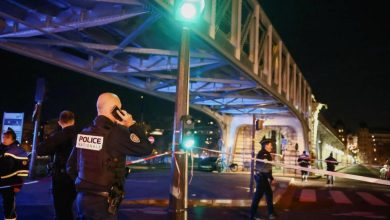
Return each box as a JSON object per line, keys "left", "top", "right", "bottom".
{"left": 2, "top": 112, "right": 24, "bottom": 143}
{"left": 148, "top": 136, "right": 155, "bottom": 144}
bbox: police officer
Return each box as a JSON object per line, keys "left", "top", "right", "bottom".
{"left": 67, "top": 92, "right": 153, "bottom": 220}
{"left": 325, "top": 152, "right": 339, "bottom": 185}
{"left": 297, "top": 150, "right": 310, "bottom": 182}
{"left": 0, "top": 128, "right": 29, "bottom": 220}
{"left": 37, "top": 110, "right": 77, "bottom": 220}
{"left": 249, "top": 138, "right": 276, "bottom": 220}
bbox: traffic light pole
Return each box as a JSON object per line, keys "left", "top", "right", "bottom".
{"left": 169, "top": 26, "right": 190, "bottom": 219}
{"left": 29, "top": 102, "right": 42, "bottom": 179}
{"left": 29, "top": 78, "right": 46, "bottom": 180}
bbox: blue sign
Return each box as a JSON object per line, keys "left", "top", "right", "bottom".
{"left": 2, "top": 112, "right": 24, "bottom": 143}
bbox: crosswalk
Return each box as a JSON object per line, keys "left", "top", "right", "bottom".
{"left": 299, "top": 189, "right": 316, "bottom": 202}
{"left": 356, "top": 192, "right": 388, "bottom": 206}
{"left": 329, "top": 190, "right": 352, "bottom": 204}
{"left": 297, "top": 189, "right": 389, "bottom": 206}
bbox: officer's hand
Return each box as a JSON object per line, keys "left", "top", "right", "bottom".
{"left": 270, "top": 179, "right": 277, "bottom": 186}
{"left": 116, "top": 110, "right": 136, "bottom": 128}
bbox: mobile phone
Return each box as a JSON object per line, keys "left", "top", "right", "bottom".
{"left": 111, "top": 106, "right": 123, "bottom": 121}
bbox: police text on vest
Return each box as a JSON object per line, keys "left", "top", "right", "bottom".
{"left": 76, "top": 134, "right": 104, "bottom": 151}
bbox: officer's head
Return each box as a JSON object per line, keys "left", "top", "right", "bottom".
{"left": 2, "top": 127, "right": 16, "bottom": 146}
{"left": 97, "top": 93, "right": 122, "bottom": 121}
{"left": 260, "top": 138, "right": 273, "bottom": 152}
{"left": 58, "top": 110, "right": 75, "bottom": 129}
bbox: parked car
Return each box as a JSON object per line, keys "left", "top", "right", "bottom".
{"left": 198, "top": 156, "right": 239, "bottom": 172}
{"left": 198, "top": 156, "right": 219, "bottom": 172}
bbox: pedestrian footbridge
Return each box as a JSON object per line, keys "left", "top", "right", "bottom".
{"left": 0, "top": 0, "right": 336, "bottom": 168}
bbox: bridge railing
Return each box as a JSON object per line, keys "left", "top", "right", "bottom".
{"left": 155, "top": 0, "right": 312, "bottom": 124}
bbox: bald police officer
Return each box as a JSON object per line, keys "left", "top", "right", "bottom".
{"left": 67, "top": 93, "right": 153, "bottom": 220}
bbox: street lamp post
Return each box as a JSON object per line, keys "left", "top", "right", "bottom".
{"left": 168, "top": 1, "right": 204, "bottom": 218}
{"left": 168, "top": 26, "right": 191, "bottom": 218}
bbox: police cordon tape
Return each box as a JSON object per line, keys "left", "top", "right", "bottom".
{"left": 261, "top": 158, "right": 390, "bottom": 186}
{"left": 125, "top": 151, "right": 171, "bottom": 166}
{"left": 0, "top": 152, "right": 173, "bottom": 189}
{"left": 194, "top": 147, "right": 390, "bottom": 186}
{"left": 196, "top": 147, "right": 342, "bottom": 165}
{"left": 0, "top": 180, "right": 40, "bottom": 189}
{"left": 270, "top": 152, "right": 342, "bottom": 165}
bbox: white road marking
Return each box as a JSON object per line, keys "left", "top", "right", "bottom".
{"left": 356, "top": 192, "right": 389, "bottom": 206}
{"left": 299, "top": 189, "right": 316, "bottom": 202}
{"left": 330, "top": 190, "right": 352, "bottom": 204}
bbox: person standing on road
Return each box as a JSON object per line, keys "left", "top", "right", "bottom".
{"left": 379, "top": 165, "right": 388, "bottom": 179}
{"left": 0, "top": 128, "right": 29, "bottom": 220}
{"left": 67, "top": 92, "right": 153, "bottom": 220}
{"left": 325, "top": 152, "right": 338, "bottom": 185}
{"left": 37, "top": 110, "right": 77, "bottom": 220}
{"left": 382, "top": 157, "right": 390, "bottom": 180}
{"left": 297, "top": 150, "right": 310, "bottom": 182}
{"left": 249, "top": 138, "right": 277, "bottom": 220}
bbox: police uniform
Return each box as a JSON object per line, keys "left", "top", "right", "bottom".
{"left": 0, "top": 141, "right": 29, "bottom": 220}
{"left": 325, "top": 153, "right": 338, "bottom": 185}
{"left": 249, "top": 139, "right": 275, "bottom": 220}
{"left": 37, "top": 125, "right": 77, "bottom": 220}
{"left": 298, "top": 152, "right": 310, "bottom": 181}
{"left": 66, "top": 115, "right": 153, "bottom": 220}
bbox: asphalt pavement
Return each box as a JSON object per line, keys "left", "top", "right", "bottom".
{"left": 3, "top": 165, "right": 387, "bottom": 220}
{"left": 0, "top": 169, "right": 292, "bottom": 220}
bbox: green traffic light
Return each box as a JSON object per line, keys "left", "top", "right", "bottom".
{"left": 180, "top": 3, "right": 197, "bottom": 20}
{"left": 183, "top": 138, "right": 195, "bottom": 149}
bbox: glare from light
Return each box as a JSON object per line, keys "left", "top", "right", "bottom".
{"left": 180, "top": 3, "right": 197, "bottom": 20}
{"left": 184, "top": 139, "right": 195, "bottom": 148}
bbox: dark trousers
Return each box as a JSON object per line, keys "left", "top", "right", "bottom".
{"left": 250, "top": 175, "right": 274, "bottom": 218}
{"left": 326, "top": 175, "right": 334, "bottom": 184}
{"left": 76, "top": 193, "right": 117, "bottom": 220}
{"left": 301, "top": 169, "right": 308, "bottom": 180}
{"left": 326, "top": 169, "right": 335, "bottom": 184}
{"left": 52, "top": 173, "right": 77, "bottom": 220}
{"left": 0, "top": 187, "right": 16, "bottom": 219}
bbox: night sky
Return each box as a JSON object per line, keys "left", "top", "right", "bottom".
{"left": 259, "top": 0, "right": 390, "bottom": 130}
{"left": 0, "top": 50, "right": 179, "bottom": 130}
{"left": 1, "top": 1, "right": 390, "bottom": 132}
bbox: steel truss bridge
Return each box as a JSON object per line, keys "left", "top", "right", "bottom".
{"left": 0, "top": 0, "right": 315, "bottom": 148}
